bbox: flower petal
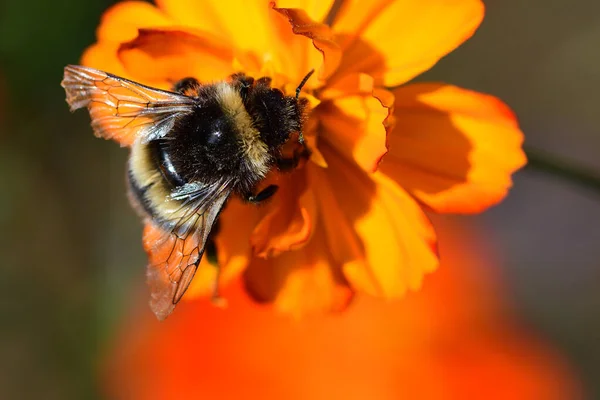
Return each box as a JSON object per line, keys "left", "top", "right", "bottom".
{"left": 302, "top": 116, "right": 328, "bottom": 167}
{"left": 321, "top": 144, "right": 438, "bottom": 298}
{"left": 81, "top": 43, "right": 129, "bottom": 77}
{"left": 183, "top": 257, "right": 221, "bottom": 299}
{"left": 186, "top": 198, "right": 259, "bottom": 298}
{"left": 316, "top": 89, "right": 392, "bottom": 172}
{"left": 118, "top": 28, "right": 235, "bottom": 84}
{"left": 274, "top": 0, "right": 335, "bottom": 23}
{"left": 155, "top": 0, "right": 272, "bottom": 51}
{"left": 273, "top": 6, "right": 342, "bottom": 80}
{"left": 217, "top": 198, "right": 261, "bottom": 282}
{"left": 156, "top": 0, "right": 334, "bottom": 86}
{"left": 250, "top": 169, "right": 316, "bottom": 258}
{"left": 81, "top": 1, "right": 173, "bottom": 80}
{"left": 96, "top": 1, "right": 173, "bottom": 43}
{"left": 380, "top": 83, "right": 526, "bottom": 214}
{"left": 308, "top": 163, "right": 369, "bottom": 275}
{"left": 244, "top": 224, "right": 353, "bottom": 316}
{"left": 319, "top": 72, "right": 374, "bottom": 100}
{"left": 331, "top": 0, "right": 484, "bottom": 86}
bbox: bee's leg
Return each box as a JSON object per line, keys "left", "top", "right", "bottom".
{"left": 277, "top": 146, "right": 311, "bottom": 172}
{"left": 210, "top": 263, "right": 227, "bottom": 308}
{"left": 205, "top": 236, "right": 218, "bottom": 266}
{"left": 173, "top": 77, "right": 202, "bottom": 96}
{"left": 277, "top": 157, "right": 300, "bottom": 172}
{"left": 246, "top": 185, "right": 279, "bottom": 203}
{"left": 230, "top": 74, "right": 255, "bottom": 100}
{"left": 204, "top": 221, "right": 226, "bottom": 307}
{"left": 255, "top": 76, "right": 273, "bottom": 88}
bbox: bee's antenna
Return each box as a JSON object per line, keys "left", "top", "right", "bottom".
{"left": 296, "top": 69, "right": 315, "bottom": 99}
{"left": 296, "top": 69, "right": 315, "bottom": 145}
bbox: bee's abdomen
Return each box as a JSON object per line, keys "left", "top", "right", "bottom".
{"left": 127, "top": 141, "right": 186, "bottom": 225}
{"left": 126, "top": 167, "right": 157, "bottom": 219}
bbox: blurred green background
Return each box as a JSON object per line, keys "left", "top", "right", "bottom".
{"left": 1, "top": 0, "right": 599, "bottom": 398}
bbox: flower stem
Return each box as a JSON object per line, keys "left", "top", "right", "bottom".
{"left": 525, "top": 147, "right": 600, "bottom": 194}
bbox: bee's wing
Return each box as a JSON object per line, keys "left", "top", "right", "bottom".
{"left": 143, "top": 181, "right": 233, "bottom": 320}
{"left": 61, "top": 65, "right": 195, "bottom": 146}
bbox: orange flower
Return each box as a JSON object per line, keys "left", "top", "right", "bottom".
{"left": 82, "top": 0, "right": 526, "bottom": 314}
{"left": 103, "top": 219, "right": 582, "bottom": 400}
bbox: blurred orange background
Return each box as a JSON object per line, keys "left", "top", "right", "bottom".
{"left": 105, "top": 217, "right": 582, "bottom": 400}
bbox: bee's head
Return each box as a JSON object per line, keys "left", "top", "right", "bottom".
{"left": 239, "top": 82, "right": 308, "bottom": 158}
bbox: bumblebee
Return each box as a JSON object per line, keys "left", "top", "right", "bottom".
{"left": 61, "top": 65, "right": 312, "bottom": 320}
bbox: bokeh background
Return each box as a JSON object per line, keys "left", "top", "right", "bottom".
{"left": 1, "top": 0, "right": 599, "bottom": 398}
